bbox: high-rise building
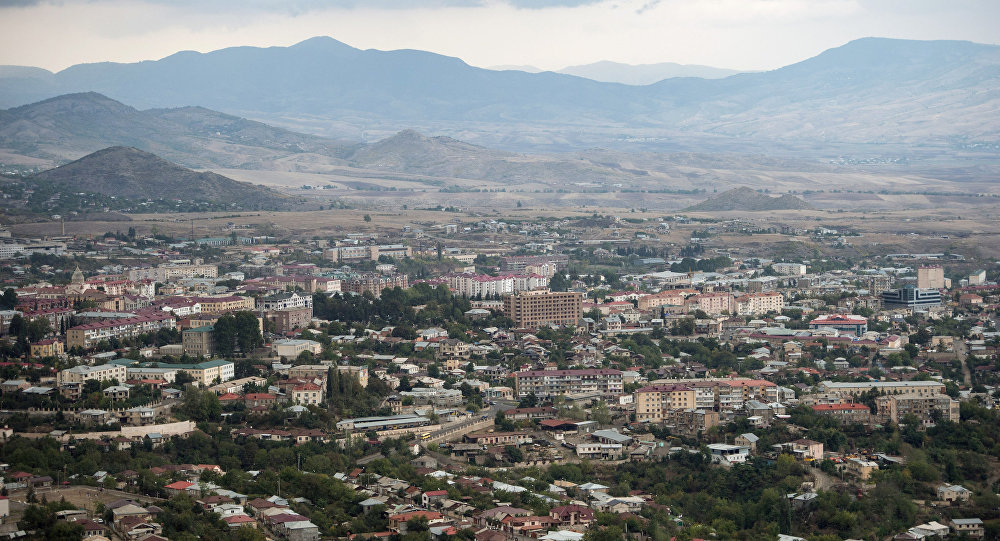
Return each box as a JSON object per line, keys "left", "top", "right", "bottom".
{"left": 917, "top": 266, "right": 945, "bottom": 289}
{"left": 504, "top": 290, "right": 582, "bottom": 328}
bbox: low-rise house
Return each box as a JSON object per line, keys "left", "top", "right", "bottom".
{"left": 937, "top": 484, "right": 971, "bottom": 503}
{"left": 950, "top": 518, "right": 984, "bottom": 538}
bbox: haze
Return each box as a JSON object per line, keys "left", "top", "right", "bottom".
{"left": 2, "top": 0, "right": 1000, "bottom": 73}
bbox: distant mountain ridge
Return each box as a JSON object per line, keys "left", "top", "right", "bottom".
{"left": 30, "top": 146, "right": 296, "bottom": 210}
{"left": 558, "top": 60, "right": 742, "bottom": 84}
{"left": 684, "top": 187, "right": 813, "bottom": 211}
{"left": 0, "top": 36, "right": 997, "bottom": 149}
{"left": 0, "top": 92, "right": 354, "bottom": 168}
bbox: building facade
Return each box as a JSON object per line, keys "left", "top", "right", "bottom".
{"left": 504, "top": 290, "right": 583, "bottom": 329}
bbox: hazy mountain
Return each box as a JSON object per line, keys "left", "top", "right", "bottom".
{"left": 30, "top": 146, "right": 295, "bottom": 210}
{"left": 558, "top": 60, "right": 742, "bottom": 84}
{"left": 1, "top": 36, "right": 997, "bottom": 150}
{"left": 0, "top": 92, "right": 354, "bottom": 168}
{"left": 488, "top": 64, "right": 544, "bottom": 73}
{"left": 684, "top": 187, "right": 813, "bottom": 212}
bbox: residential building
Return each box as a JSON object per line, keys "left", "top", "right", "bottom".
{"left": 876, "top": 394, "right": 960, "bottom": 425}
{"left": 192, "top": 295, "right": 255, "bottom": 314}
{"left": 514, "top": 369, "right": 623, "bottom": 399}
{"left": 265, "top": 307, "right": 312, "bottom": 334}
{"left": 937, "top": 484, "right": 972, "bottom": 503}
{"left": 144, "top": 360, "right": 234, "bottom": 386}
{"left": 917, "top": 266, "right": 946, "bottom": 289}
{"left": 634, "top": 384, "right": 696, "bottom": 422}
{"left": 736, "top": 292, "right": 785, "bottom": 316}
{"left": 819, "top": 380, "right": 946, "bottom": 398}
{"left": 291, "top": 383, "right": 324, "bottom": 406}
{"left": 57, "top": 363, "right": 129, "bottom": 386}
{"left": 66, "top": 314, "right": 177, "bottom": 349}
{"left": 772, "top": 263, "right": 807, "bottom": 276}
{"left": 182, "top": 326, "right": 215, "bottom": 357}
{"left": 811, "top": 403, "right": 871, "bottom": 425}
{"left": 272, "top": 339, "right": 323, "bottom": 359}
{"left": 259, "top": 292, "right": 312, "bottom": 312}
{"left": 29, "top": 338, "right": 64, "bottom": 358}
{"left": 686, "top": 293, "right": 735, "bottom": 315}
{"left": 950, "top": 518, "right": 984, "bottom": 538}
{"left": 343, "top": 273, "right": 408, "bottom": 298}
{"left": 504, "top": 290, "right": 583, "bottom": 329}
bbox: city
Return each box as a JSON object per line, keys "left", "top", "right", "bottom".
{"left": 0, "top": 211, "right": 994, "bottom": 540}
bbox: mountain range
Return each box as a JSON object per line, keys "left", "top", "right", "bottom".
{"left": 30, "top": 146, "right": 295, "bottom": 210}
{"left": 557, "top": 60, "right": 743, "bottom": 84}
{"left": 0, "top": 36, "right": 997, "bottom": 153}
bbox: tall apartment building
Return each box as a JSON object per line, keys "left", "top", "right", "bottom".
{"left": 634, "top": 384, "right": 696, "bottom": 422}
{"left": 504, "top": 290, "right": 583, "bottom": 328}
{"left": 343, "top": 273, "right": 409, "bottom": 298}
{"left": 917, "top": 266, "right": 946, "bottom": 289}
{"left": 66, "top": 314, "right": 177, "bottom": 349}
{"left": 735, "top": 292, "right": 784, "bottom": 316}
{"left": 686, "top": 293, "right": 735, "bottom": 315}
{"left": 866, "top": 274, "right": 892, "bottom": 296}
{"left": 182, "top": 326, "right": 215, "bottom": 357}
{"left": 876, "top": 394, "right": 960, "bottom": 425}
{"left": 514, "top": 369, "right": 623, "bottom": 399}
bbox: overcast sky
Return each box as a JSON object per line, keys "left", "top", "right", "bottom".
{"left": 2, "top": 0, "right": 999, "bottom": 72}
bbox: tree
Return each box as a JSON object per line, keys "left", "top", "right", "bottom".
{"left": 549, "top": 273, "right": 570, "bottom": 292}
{"left": 363, "top": 214, "right": 372, "bottom": 222}
{"left": 591, "top": 401, "right": 612, "bottom": 426}
{"left": 0, "top": 289, "right": 16, "bottom": 310}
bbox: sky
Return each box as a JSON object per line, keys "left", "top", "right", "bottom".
{"left": 1, "top": 0, "right": 999, "bottom": 73}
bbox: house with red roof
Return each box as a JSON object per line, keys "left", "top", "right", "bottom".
{"left": 422, "top": 490, "right": 449, "bottom": 508}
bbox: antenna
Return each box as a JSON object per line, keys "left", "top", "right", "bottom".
{"left": 190, "top": 219, "right": 195, "bottom": 242}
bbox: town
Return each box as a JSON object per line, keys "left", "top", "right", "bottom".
{"left": 0, "top": 211, "right": 996, "bottom": 541}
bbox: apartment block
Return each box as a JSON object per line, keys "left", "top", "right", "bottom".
{"left": 343, "top": 273, "right": 408, "bottom": 298}
{"left": 514, "top": 369, "right": 623, "bottom": 399}
{"left": 191, "top": 295, "right": 256, "bottom": 314}
{"left": 917, "top": 265, "right": 945, "bottom": 289}
{"left": 876, "top": 394, "right": 960, "bottom": 425}
{"left": 58, "top": 363, "right": 129, "bottom": 386}
{"left": 504, "top": 290, "right": 583, "bottom": 329}
{"left": 182, "top": 326, "right": 215, "bottom": 358}
{"left": 811, "top": 403, "right": 871, "bottom": 425}
{"left": 66, "top": 314, "right": 177, "bottom": 349}
{"left": 771, "top": 263, "right": 807, "bottom": 276}
{"left": 735, "top": 292, "right": 785, "bottom": 316}
{"left": 634, "top": 384, "right": 696, "bottom": 422}
{"left": 323, "top": 244, "right": 412, "bottom": 263}
{"left": 819, "top": 380, "right": 946, "bottom": 398}
{"left": 686, "top": 293, "right": 735, "bottom": 315}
